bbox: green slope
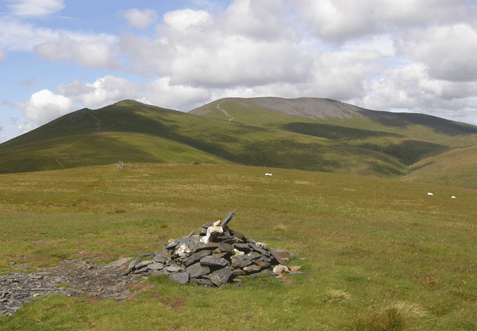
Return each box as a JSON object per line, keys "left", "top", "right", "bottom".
{"left": 1, "top": 98, "right": 477, "bottom": 185}
{"left": 404, "top": 145, "right": 477, "bottom": 189}
{"left": 0, "top": 132, "right": 228, "bottom": 173}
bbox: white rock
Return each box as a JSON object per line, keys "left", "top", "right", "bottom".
{"left": 256, "top": 242, "right": 268, "bottom": 249}
{"left": 273, "top": 264, "right": 289, "bottom": 276}
{"left": 175, "top": 244, "right": 191, "bottom": 257}
{"left": 233, "top": 249, "right": 244, "bottom": 256}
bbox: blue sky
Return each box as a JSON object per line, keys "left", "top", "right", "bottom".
{"left": 1, "top": 0, "right": 477, "bottom": 142}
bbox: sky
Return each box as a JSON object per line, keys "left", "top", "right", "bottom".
{"left": 1, "top": 0, "right": 477, "bottom": 142}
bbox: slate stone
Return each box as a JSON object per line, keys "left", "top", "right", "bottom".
{"left": 121, "top": 257, "right": 141, "bottom": 276}
{"left": 216, "top": 234, "right": 234, "bottom": 242}
{"left": 233, "top": 243, "right": 251, "bottom": 252}
{"left": 232, "top": 268, "right": 247, "bottom": 276}
{"left": 254, "top": 260, "right": 271, "bottom": 269}
{"left": 200, "top": 256, "right": 230, "bottom": 267}
{"left": 245, "top": 252, "right": 261, "bottom": 260}
{"left": 208, "top": 268, "right": 233, "bottom": 287}
{"left": 220, "top": 211, "right": 235, "bottom": 228}
{"left": 271, "top": 251, "right": 287, "bottom": 266}
{"left": 164, "top": 265, "right": 183, "bottom": 273}
{"left": 270, "top": 249, "right": 294, "bottom": 260}
{"left": 186, "top": 263, "right": 210, "bottom": 278}
{"left": 169, "top": 272, "right": 189, "bottom": 285}
{"left": 231, "top": 257, "right": 253, "bottom": 268}
{"left": 229, "top": 230, "right": 246, "bottom": 241}
{"left": 153, "top": 253, "right": 167, "bottom": 263}
{"left": 165, "top": 241, "right": 178, "bottom": 249}
{"left": 147, "top": 263, "right": 164, "bottom": 271}
{"left": 243, "top": 265, "right": 262, "bottom": 273}
{"left": 249, "top": 244, "right": 270, "bottom": 256}
{"left": 183, "top": 250, "right": 211, "bottom": 267}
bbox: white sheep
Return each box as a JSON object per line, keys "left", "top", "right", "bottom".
{"left": 452, "top": 196, "right": 456, "bottom": 199}
{"left": 428, "top": 192, "right": 434, "bottom": 196}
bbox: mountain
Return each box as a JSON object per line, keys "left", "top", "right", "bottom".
{"left": 1, "top": 97, "right": 477, "bottom": 189}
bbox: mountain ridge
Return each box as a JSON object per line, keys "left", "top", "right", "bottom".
{"left": 1, "top": 97, "right": 476, "bottom": 189}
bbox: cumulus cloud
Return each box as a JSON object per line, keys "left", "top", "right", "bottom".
{"left": 121, "top": 1, "right": 313, "bottom": 87}
{"left": 15, "top": 89, "right": 76, "bottom": 125}
{"left": 144, "top": 77, "right": 209, "bottom": 111}
{"left": 34, "top": 33, "right": 121, "bottom": 69}
{"left": 0, "top": 50, "right": 5, "bottom": 62}
{"left": 55, "top": 75, "right": 210, "bottom": 112}
{"left": 0, "top": 17, "right": 118, "bottom": 52}
{"left": 403, "top": 24, "right": 477, "bottom": 82}
{"left": 57, "top": 76, "right": 142, "bottom": 109}
{"left": 293, "top": 0, "right": 473, "bottom": 43}
{"left": 123, "top": 8, "right": 158, "bottom": 29}
{"left": 7, "top": 0, "right": 65, "bottom": 17}
{"left": 18, "top": 122, "right": 36, "bottom": 134}
{"left": 163, "top": 9, "right": 210, "bottom": 32}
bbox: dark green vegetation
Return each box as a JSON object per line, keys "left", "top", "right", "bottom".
{"left": 2, "top": 97, "right": 477, "bottom": 189}
{"left": 0, "top": 164, "right": 476, "bottom": 330}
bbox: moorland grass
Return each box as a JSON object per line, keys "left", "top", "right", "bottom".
{"left": 0, "top": 164, "right": 476, "bottom": 330}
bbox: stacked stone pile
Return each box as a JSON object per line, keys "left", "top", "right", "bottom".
{"left": 122, "top": 212, "right": 298, "bottom": 286}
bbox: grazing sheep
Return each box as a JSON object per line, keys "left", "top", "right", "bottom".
{"left": 265, "top": 173, "right": 273, "bottom": 177}
{"left": 428, "top": 192, "right": 434, "bottom": 196}
{"left": 452, "top": 196, "right": 456, "bottom": 199}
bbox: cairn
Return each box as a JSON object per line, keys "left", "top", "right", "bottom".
{"left": 122, "top": 212, "right": 297, "bottom": 286}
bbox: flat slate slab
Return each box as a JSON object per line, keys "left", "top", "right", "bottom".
{"left": 208, "top": 268, "right": 233, "bottom": 287}
{"left": 200, "top": 256, "right": 230, "bottom": 267}
{"left": 186, "top": 263, "right": 210, "bottom": 278}
{"left": 169, "top": 272, "right": 189, "bottom": 285}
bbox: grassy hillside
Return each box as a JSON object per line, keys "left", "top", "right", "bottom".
{"left": 404, "top": 145, "right": 477, "bottom": 189}
{"left": 0, "top": 164, "right": 476, "bottom": 330}
{"left": 2, "top": 98, "right": 477, "bottom": 187}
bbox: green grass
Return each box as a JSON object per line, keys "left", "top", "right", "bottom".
{"left": 1, "top": 163, "right": 477, "bottom": 330}
{"left": 405, "top": 145, "right": 477, "bottom": 189}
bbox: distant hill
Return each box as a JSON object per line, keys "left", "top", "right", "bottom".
{"left": 1, "top": 97, "right": 477, "bottom": 189}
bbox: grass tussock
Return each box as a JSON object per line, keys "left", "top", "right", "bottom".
{"left": 350, "top": 308, "right": 407, "bottom": 331}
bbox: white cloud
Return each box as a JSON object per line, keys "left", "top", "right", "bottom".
{"left": 163, "top": 9, "right": 210, "bottom": 32}
{"left": 123, "top": 8, "right": 158, "bottom": 30}
{"left": 144, "top": 77, "right": 209, "bottom": 111}
{"left": 34, "top": 33, "right": 121, "bottom": 69}
{"left": 121, "top": 1, "right": 312, "bottom": 87}
{"left": 57, "top": 76, "right": 142, "bottom": 109}
{"left": 15, "top": 89, "right": 76, "bottom": 125}
{"left": 293, "top": 0, "right": 473, "bottom": 43}
{"left": 0, "top": 18, "right": 118, "bottom": 52}
{"left": 403, "top": 24, "right": 477, "bottom": 82}
{"left": 56, "top": 75, "right": 210, "bottom": 112}
{"left": 7, "top": 0, "right": 65, "bottom": 17}
{"left": 355, "top": 62, "right": 477, "bottom": 123}
{"left": 18, "top": 122, "right": 36, "bottom": 134}
{"left": 0, "top": 50, "right": 5, "bottom": 62}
